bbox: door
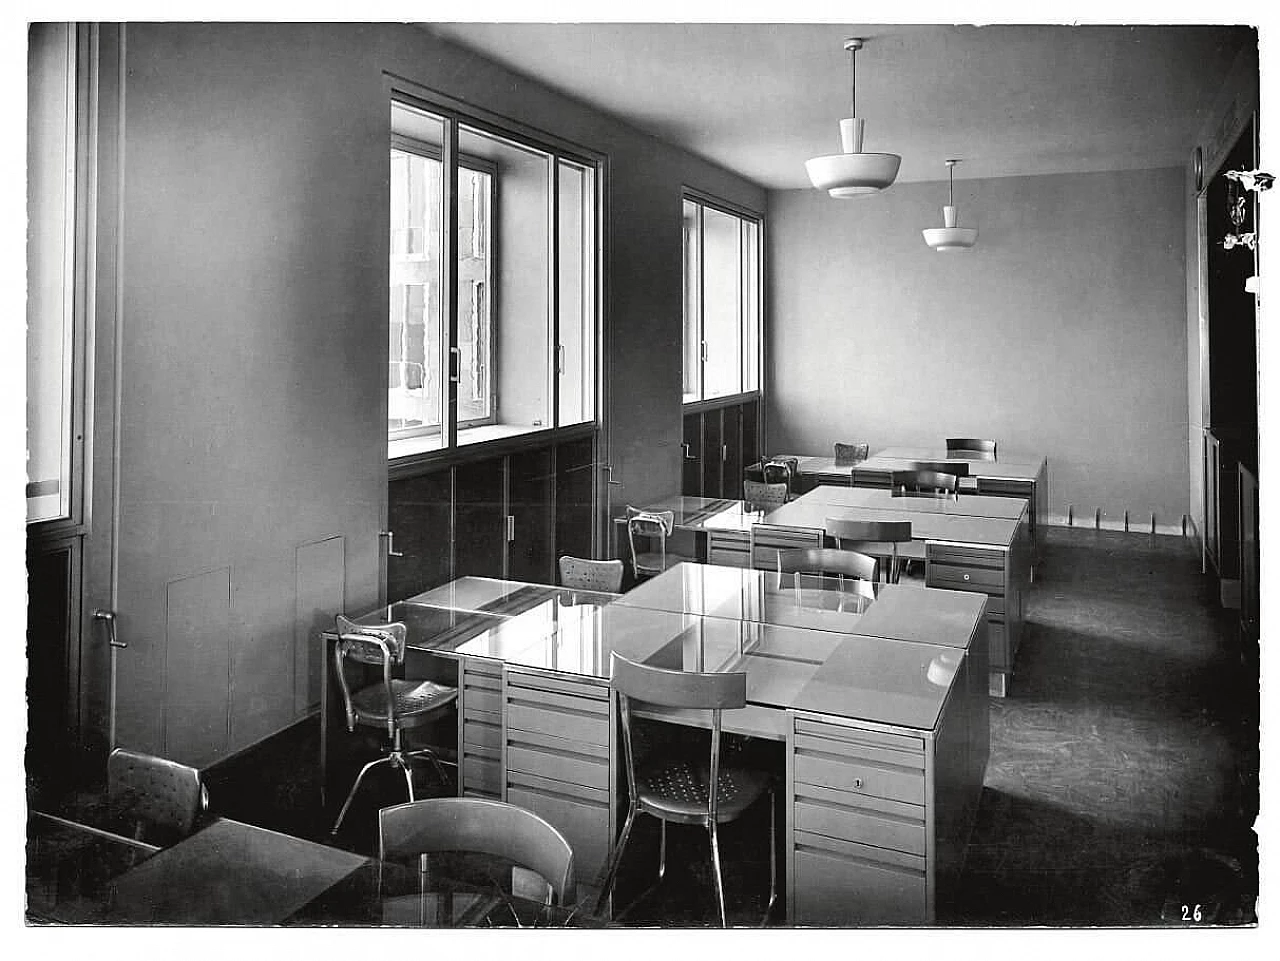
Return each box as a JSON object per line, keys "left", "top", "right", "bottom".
{"left": 701, "top": 409, "right": 724, "bottom": 499}
{"left": 722, "top": 403, "right": 744, "bottom": 500}
{"left": 508, "top": 448, "right": 554, "bottom": 583}
{"left": 682, "top": 411, "right": 702, "bottom": 496}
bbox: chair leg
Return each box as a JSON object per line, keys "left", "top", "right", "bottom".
{"left": 405, "top": 747, "right": 450, "bottom": 787}
{"left": 657, "top": 819, "right": 667, "bottom": 883}
{"left": 762, "top": 791, "right": 778, "bottom": 926}
{"left": 331, "top": 755, "right": 390, "bottom": 835}
{"left": 708, "top": 820, "right": 727, "bottom": 927}
{"left": 594, "top": 803, "right": 638, "bottom": 919}
{"left": 398, "top": 755, "right": 416, "bottom": 803}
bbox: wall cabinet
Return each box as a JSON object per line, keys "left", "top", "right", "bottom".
{"left": 387, "top": 431, "right": 597, "bottom": 602}
{"left": 1239, "top": 464, "right": 1258, "bottom": 642}
{"left": 681, "top": 396, "right": 760, "bottom": 499}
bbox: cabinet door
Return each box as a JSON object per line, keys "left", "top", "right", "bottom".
{"left": 722, "top": 404, "right": 744, "bottom": 500}
{"left": 701, "top": 409, "right": 724, "bottom": 498}
{"left": 454, "top": 457, "right": 506, "bottom": 579}
{"left": 387, "top": 467, "right": 453, "bottom": 602}
{"left": 556, "top": 435, "right": 596, "bottom": 564}
{"left": 682, "top": 411, "right": 703, "bottom": 497}
{"left": 740, "top": 399, "right": 759, "bottom": 478}
{"left": 508, "top": 447, "right": 554, "bottom": 583}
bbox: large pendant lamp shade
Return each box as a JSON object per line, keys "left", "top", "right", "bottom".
{"left": 804, "top": 38, "right": 901, "bottom": 198}
{"left": 922, "top": 159, "right": 979, "bottom": 250}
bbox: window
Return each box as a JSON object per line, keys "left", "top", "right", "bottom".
{"left": 388, "top": 100, "right": 598, "bottom": 456}
{"left": 682, "top": 195, "right": 761, "bottom": 403}
{"left": 27, "top": 22, "right": 78, "bottom": 524}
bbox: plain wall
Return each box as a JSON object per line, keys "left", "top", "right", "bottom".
{"left": 109, "top": 22, "right": 763, "bottom": 765}
{"left": 766, "top": 167, "right": 1190, "bottom": 530}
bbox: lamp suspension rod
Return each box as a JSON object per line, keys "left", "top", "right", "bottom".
{"left": 845, "top": 38, "right": 863, "bottom": 118}
{"left": 946, "top": 158, "right": 959, "bottom": 206}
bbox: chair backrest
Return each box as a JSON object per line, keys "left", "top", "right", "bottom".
{"left": 743, "top": 479, "right": 789, "bottom": 512}
{"left": 945, "top": 437, "right": 997, "bottom": 460}
{"left": 775, "top": 547, "right": 879, "bottom": 584}
{"left": 905, "top": 460, "right": 969, "bottom": 477}
{"left": 626, "top": 507, "right": 675, "bottom": 577}
{"left": 832, "top": 442, "right": 869, "bottom": 466}
{"left": 378, "top": 797, "right": 577, "bottom": 906}
{"left": 825, "top": 517, "right": 913, "bottom": 545}
{"left": 760, "top": 459, "right": 793, "bottom": 488}
{"left": 107, "top": 748, "right": 206, "bottom": 846}
{"left": 558, "top": 555, "right": 624, "bottom": 593}
{"left": 891, "top": 469, "right": 960, "bottom": 496}
{"left": 333, "top": 613, "right": 409, "bottom": 736}
{"left": 610, "top": 653, "right": 746, "bottom": 823}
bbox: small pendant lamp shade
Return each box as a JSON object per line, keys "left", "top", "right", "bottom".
{"left": 922, "top": 160, "right": 978, "bottom": 250}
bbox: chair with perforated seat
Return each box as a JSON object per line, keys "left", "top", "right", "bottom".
{"left": 106, "top": 748, "right": 207, "bottom": 849}
{"left": 626, "top": 507, "right": 681, "bottom": 581}
{"left": 330, "top": 614, "right": 458, "bottom": 836}
{"left": 558, "top": 555, "right": 624, "bottom": 593}
{"left": 379, "top": 797, "right": 577, "bottom": 907}
{"left": 946, "top": 437, "right": 998, "bottom": 460}
{"left": 832, "top": 442, "right": 869, "bottom": 467}
{"left": 596, "top": 653, "right": 776, "bottom": 927}
{"left": 742, "top": 479, "right": 789, "bottom": 513}
{"left": 892, "top": 469, "right": 961, "bottom": 497}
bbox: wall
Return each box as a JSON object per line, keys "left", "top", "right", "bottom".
{"left": 766, "top": 167, "right": 1189, "bottom": 531}
{"left": 107, "top": 23, "right": 763, "bottom": 765}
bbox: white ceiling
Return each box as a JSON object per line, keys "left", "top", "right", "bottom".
{"left": 424, "top": 22, "right": 1250, "bottom": 187}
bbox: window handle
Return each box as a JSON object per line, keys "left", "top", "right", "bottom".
{"left": 379, "top": 530, "right": 404, "bottom": 558}
{"left": 449, "top": 347, "right": 460, "bottom": 383}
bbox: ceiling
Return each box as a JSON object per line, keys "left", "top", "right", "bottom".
{"left": 424, "top": 22, "right": 1251, "bottom": 187}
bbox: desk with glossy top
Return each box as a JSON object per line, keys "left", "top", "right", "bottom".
{"left": 407, "top": 564, "right": 988, "bottom": 924}
{"left": 751, "top": 493, "right": 1031, "bottom": 697}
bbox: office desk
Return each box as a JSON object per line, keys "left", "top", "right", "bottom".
{"left": 28, "top": 813, "right": 589, "bottom": 927}
{"left": 752, "top": 495, "right": 1030, "bottom": 697}
{"left": 611, "top": 495, "right": 768, "bottom": 570}
{"left": 414, "top": 564, "right": 988, "bottom": 925}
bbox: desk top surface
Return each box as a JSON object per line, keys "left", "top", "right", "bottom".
{"left": 392, "top": 565, "right": 981, "bottom": 731}
{"left": 760, "top": 499, "right": 1021, "bottom": 548}
{"left": 614, "top": 495, "right": 769, "bottom": 532}
{"left": 792, "top": 485, "right": 1028, "bottom": 520}
{"left": 776, "top": 450, "right": 1045, "bottom": 482}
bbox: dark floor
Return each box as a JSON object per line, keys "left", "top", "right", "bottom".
{"left": 199, "top": 527, "right": 1259, "bottom": 927}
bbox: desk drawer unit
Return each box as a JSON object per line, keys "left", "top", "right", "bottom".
{"left": 974, "top": 475, "right": 1041, "bottom": 573}
{"left": 503, "top": 670, "right": 614, "bottom": 884}
{"left": 458, "top": 657, "right": 503, "bottom": 799}
{"left": 707, "top": 529, "right": 751, "bottom": 568}
{"left": 788, "top": 718, "right": 929, "bottom": 925}
{"left": 751, "top": 525, "right": 823, "bottom": 571}
{"left": 926, "top": 543, "right": 1014, "bottom": 697}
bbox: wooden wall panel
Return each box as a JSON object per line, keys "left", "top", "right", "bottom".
{"left": 164, "top": 567, "right": 231, "bottom": 766}
{"left": 294, "top": 536, "right": 346, "bottom": 716}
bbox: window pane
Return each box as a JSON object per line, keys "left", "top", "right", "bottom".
{"left": 389, "top": 103, "right": 446, "bottom": 452}
{"left": 458, "top": 166, "right": 492, "bottom": 424}
{"left": 458, "top": 125, "right": 550, "bottom": 446}
{"left": 557, "top": 160, "right": 595, "bottom": 426}
{"left": 743, "top": 219, "right": 760, "bottom": 393}
{"left": 701, "top": 206, "right": 742, "bottom": 399}
{"left": 682, "top": 200, "right": 700, "bottom": 403}
{"left": 27, "top": 22, "right": 76, "bottom": 524}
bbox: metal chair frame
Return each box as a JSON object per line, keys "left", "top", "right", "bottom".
{"left": 596, "top": 653, "right": 777, "bottom": 927}
{"left": 330, "top": 614, "right": 457, "bottom": 836}
{"left": 824, "top": 517, "right": 913, "bottom": 584}
{"left": 379, "top": 797, "right": 577, "bottom": 907}
{"left": 626, "top": 508, "right": 676, "bottom": 580}
{"left": 743, "top": 479, "right": 789, "bottom": 513}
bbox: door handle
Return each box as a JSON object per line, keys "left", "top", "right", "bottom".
{"left": 379, "top": 530, "right": 405, "bottom": 558}
{"left": 93, "top": 609, "right": 126, "bottom": 649}
{"left": 93, "top": 610, "right": 125, "bottom": 751}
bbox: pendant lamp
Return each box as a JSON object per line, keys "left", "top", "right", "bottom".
{"left": 922, "top": 159, "right": 978, "bottom": 250}
{"left": 804, "top": 38, "right": 901, "bottom": 198}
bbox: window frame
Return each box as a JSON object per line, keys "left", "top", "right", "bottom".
{"left": 388, "top": 134, "right": 498, "bottom": 441}
{"left": 386, "top": 81, "right": 604, "bottom": 465}
{"left": 681, "top": 189, "right": 764, "bottom": 407}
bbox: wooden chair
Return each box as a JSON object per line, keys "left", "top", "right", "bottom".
{"left": 743, "top": 479, "right": 789, "bottom": 512}
{"left": 832, "top": 442, "right": 869, "bottom": 467}
{"left": 596, "top": 653, "right": 776, "bottom": 927}
{"left": 107, "top": 748, "right": 207, "bottom": 849}
{"left": 558, "top": 555, "right": 624, "bottom": 593}
{"left": 825, "top": 517, "right": 913, "bottom": 583}
{"left": 330, "top": 614, "right": 458, "bottom": 836}
{"left": 891, "top": 469, "right": 960, "bottom": 497}
{"left": 379, "top": 797, "right": 576, "bottom": 907}
{"left": 946, "top": 437, "right": 997, "bottom": 460}
{"left": 625, "top": 507, "right": 678, "bottom": 581}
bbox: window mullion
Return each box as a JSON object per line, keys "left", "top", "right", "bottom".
{"left": 549, "top": 157, "right": 560, "bottom": 427}
{"left": 697, "top": 202, "right": 706, "bottom": 401}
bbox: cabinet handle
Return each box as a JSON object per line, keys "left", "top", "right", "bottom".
{"left": 448, "top": 347, "right": 460, "bottom": 383}
{"left": 722, "top": 444, "right": 728, "bottom": 463}
{"left": 682, "top": 443, "right": 696, "bottom": 461}
{"left": 507, "top": 515, "right": 515, "bottom": 543}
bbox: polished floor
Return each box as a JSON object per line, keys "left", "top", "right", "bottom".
{"left": 198, "top": 526, "right": 1258, "bottom": 927}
